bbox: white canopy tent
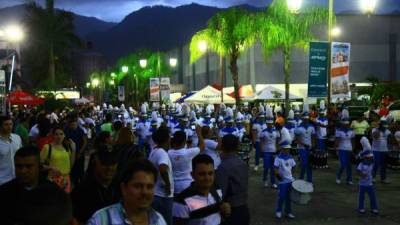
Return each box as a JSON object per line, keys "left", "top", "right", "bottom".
{"left": 256, "top": 86, "right": 303, "bottom": 100}
{"left": 185, "top": 85, "right": 235, "bottom": 104}
{"left": 73, "top": 97, "right": 91, "bottom": 104}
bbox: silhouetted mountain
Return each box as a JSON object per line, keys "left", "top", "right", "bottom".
{"left": 86, "top": 3, "right": 222, "bottom": 61}
{"left": 0, "top": 4, "right": 116, "bottom": 39}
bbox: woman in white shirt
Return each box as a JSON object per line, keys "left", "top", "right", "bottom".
{"left": 168, "top": 127, "right": 205, "bottom": 195}
{"left": 335, "top": 120, "right": 355, "bottom": 185}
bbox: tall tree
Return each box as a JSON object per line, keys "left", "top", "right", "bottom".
{"left": 258, "top": 0, "right": 329, "bottom": 112}
{"left": 190, "top": 7, "right": 257, "bottom": 105}
{"left": 25, "top": 0, "right": 80, "bottom": 88}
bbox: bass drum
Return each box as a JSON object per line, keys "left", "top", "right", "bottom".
{"left": 387, "top": 150, "right": 400, "bottom": 170}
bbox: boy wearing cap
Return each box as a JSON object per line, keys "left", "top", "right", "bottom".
{"left": 357, "top": 137, "right": 378, "bottom": 214}
{"left": 274, "top": 142, "right": 296, "bottom": 219}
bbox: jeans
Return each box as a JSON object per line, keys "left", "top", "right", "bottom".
{"left": 152, "top": 196, "right": 173, "bottom": 225}
{"left": 221, "top": 205, "right": 250, "bottom": 225}
{"left": 299, "top": 149, "right": 312, "bottom": 183}
{"left": 263, "top": 152, "right": 275, "bottom": 184}
{"left": 255, "top": 142, "right": 261, "bottom": 166}
{"left": 358, "top": 185, "right": 378, "bottom": 210}
{"left": 372, "top": 151, "right": 387, "bottom": 181}
{"left": 276, "top": 182, "right": 292, "bottom": 214}
{"left": 336, "top": 150, "right": 353, "bottom": 182}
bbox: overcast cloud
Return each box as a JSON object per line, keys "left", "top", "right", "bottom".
{"left": 0, "top": 0, "right": 399, "bottom": 22}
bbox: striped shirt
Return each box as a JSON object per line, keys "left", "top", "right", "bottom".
{"left": 87, "top": 203, "right": 166, "bottom": 225}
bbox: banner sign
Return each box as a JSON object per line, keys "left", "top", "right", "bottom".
{"left": 160, "top": 77, "right": 170, "bottom": 102}
{"left": 331, "top": 42, "right": 351, "bottom": 100}
{"left": 149, "top": 78, "right": 160, "bottom": 102}
{"left": 118, "top": 86, "right": 125, "bottom": 102}
{"left": 307, "top": 42, "right": 329, "bottom": 97}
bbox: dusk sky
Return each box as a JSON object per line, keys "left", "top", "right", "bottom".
{"left": 1, "top": 0, "right": 399, "bottom": 22}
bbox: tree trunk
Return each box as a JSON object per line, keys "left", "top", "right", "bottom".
{"left": 229, "top": 51, "right": 241, "bottom": 106}
{"left": 283, "top": 47, "right": 291, "bottom": 116}
{"left": 48, "top": 44, "right": 55, "bottom": 88}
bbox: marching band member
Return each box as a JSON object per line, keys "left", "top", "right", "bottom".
{"left": 371, "top": 117, "right": 392, "bottom": 183}
{"left": 315, "top": 101, "right": 328, "bottom": 168}
{"left": 252, "top": 105, "right": 266, "bottom": 171}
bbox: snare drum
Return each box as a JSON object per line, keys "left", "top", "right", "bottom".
{"left": 291, "top": 180, "right": 314, "bottom": 205}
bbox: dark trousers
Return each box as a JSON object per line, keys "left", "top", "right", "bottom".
{"left": 221, "top": 205, "right": 250, "bottom": 225}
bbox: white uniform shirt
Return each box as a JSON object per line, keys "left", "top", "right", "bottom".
{"left": 28, "top": 124, "right": 39, "bottom": 138}
{"left": 294, "top": 124, "right": 315, "bottom": 149}
{"left": 168, "top": 147, "right": 200, "bottom": 194}
{"left": 252, "top": 123, "right": 267, "bottom": 142}
{"left": 274, "top": 153, "right": 296, "bottom": 184}
{"left": 203, "top": 139, "right": 220, "bottom": 169}
{"left": 148, "top": 148, "right": 174, "bottom": 198}
{"left": 316, "top": 117, "right": 328, "bottom": 139}
{"left": 136, "top": 121, "right": 150, "bottom": 140}
{"left": 259, "top": 128, "right": 280, "bottom": 153}
{"left": 335, "top": 128, "right": 355, "bottom": 151}
{"left": 371, "top": 128, "right": 391, "bottom": 152}
{"left": 0, "top": 134, "right": 22, "bottom": 185}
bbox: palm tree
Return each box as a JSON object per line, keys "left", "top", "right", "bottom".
{"left": 26, "top": 0, "right": 80, "bottom": 88}
{"left": 190, "top": 7, "right": 257, "bottom": 105}
{"left": 258, "top": 0, "right": 329, "bottom": 113}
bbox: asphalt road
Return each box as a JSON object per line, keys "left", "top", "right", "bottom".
{"left": 248, "top": 155, "right": 400, "bottom": 225}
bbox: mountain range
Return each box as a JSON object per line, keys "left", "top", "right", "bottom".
{"left": 1, "top": 3, "right": 399, "bottom": 62}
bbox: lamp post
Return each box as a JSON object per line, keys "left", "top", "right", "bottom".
{"left": 287, "top": 0, "right": 377, "bottom": 107}
{"left": 140, "top": 54, "right": 177, "bottom": 104}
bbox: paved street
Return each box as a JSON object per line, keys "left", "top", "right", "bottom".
{"left": 248, "top": 156, "right": 400, "bottom": 225}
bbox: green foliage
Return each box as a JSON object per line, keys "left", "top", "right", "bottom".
{"left": 369, "top": 82, "right": 400, "bottom": 107}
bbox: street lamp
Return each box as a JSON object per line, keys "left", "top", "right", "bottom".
{"left": 122, "top": 66, "right": 129, "bottom": 74}
{"left": 198, "top": 40, "right": 207, "bottom": 53}
{"left": 109, "top": 80, "right": 115, "bottom": 86}
{"left": 331, "top": 27, "right": 341, "bottom": 37}
{"left": 111, "top": 72, "right": 117, "bottom": 78}
{"left": 86, "top": 82, "right": 91, "bottom": 88}
{"left": 287, "top": 0, "right": 302, "bottom": 13}
{"left": 4, "top": 25, "right": 24, "bottom": 43}
{"left": 91, "top": 78, "right": 99, "bottom": 87}
{"left": 139, "top": 59, "right": 148, "bottom": 68}
{"left": 169, "top": 58, "right": 177, "bottom": 68}
{"left": 361, "top": 0, "right": 378, "bottom": 14}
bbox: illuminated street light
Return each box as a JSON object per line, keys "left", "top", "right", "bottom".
{"left": 109, "top": 80, "right": 115, "bottom": 86}
{"left": 86, "top": 82, "right": 90, "bottom": 88}
{"left": 198, "top": 40, "right": 207, "bottom": 53}
{"left": 91, "top": 78, "right": 100, "bottom": 87}
{"left": 110, "top": 72, "right": 117, "bottom": 78}
{"left": 361, "top": 0, "right": 377, "bottom": 14}
{"left": 169, "top": 58, "right": 177, "bottom": 68}
{"left": 121, "top": 66, "right": 129, "bottom": 73}
{"left": 332, "top": 27, "right": 341, "bottom": 37}
{"left": 287, "top": 0, "right": 302, "bottom": 13}
{"left": 4, "top": 25, "right": 24, "bottom": 43}
{"left": 139, "top": 59, "right": 148, "bottom": 68}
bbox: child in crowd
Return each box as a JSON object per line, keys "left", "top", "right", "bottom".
{"left": 357, "top": 137, "right": 378, "bottom": 214}
{"left": 274, "top": 141, "right": 296, "bottom": 219}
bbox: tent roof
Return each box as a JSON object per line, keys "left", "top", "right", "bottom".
{"left": 185, "top": 85, "right": 235, "bottom": 104}
{"left": 256, "top": 86, "right": 303, "bottom": 100}
{"left": 7, "top": 90, "right": 44, "bottom": 105}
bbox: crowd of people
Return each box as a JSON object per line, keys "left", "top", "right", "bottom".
{"left": 0, "top": 100, "right": 399, "bottom": 225}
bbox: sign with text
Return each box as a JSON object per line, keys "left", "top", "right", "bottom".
{"left": 160, "top": 77, "right": 170, "bottom": 102}
{"left": 149, "top": 78, "right": 160, "bottom": 102}
{"left": 118, "top": 86, "right": 125, "bottom": 102}
{"left": 331, "top": 42, "right": 351, "bottom": 100}
{"left": 307, "top": 42, "right": 329, "bottom": 97}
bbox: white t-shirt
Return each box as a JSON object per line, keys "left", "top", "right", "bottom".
{"left": 335, "top": 129, "right": 355, "bottom": 151}
{"left": 295, "top": 125, "right": 315, "bottom": 149}
{"left": 259, "top": 128, "right": 280, "bottom": 153}
{"left": 28, "top": 124, "right": 39, "bottom": 138}
{"left": 203, "top": 139, "right": 220, "bottom": 169}
{"left": 148, "top": 148, "right": 174, "bottom": 197}
{"left": 168, "top": 147, "right": 200, "bottom": 194}
{"left": 0, "top": 134, "right": 22, "bottom": 185}
{"left": 371, "top": 128, "right": 391, "bottom": 152}
{"left": 173, "top": 190, "right": 222, "bottom": 225}
{"left": 274, "top": 153, "right": 296, "bottom": 184}
{"left": 316, "top": 117, "right": 328, "bottom": 139}
{"left": 252, "top": 123, "right": 266, "bottom": 142}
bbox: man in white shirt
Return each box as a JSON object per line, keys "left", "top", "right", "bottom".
{"left": 148, "top": 128, "right": 174, "bottom": 225}
{"left": 335, "top": 120, "right": 355, "bottom": 185}
{"left": 173, "top": 154, "right": 231, "bottom": 225}
{"left": 0, "top": 116, "right": 23, "bottom": 186}
{"left": 259, "top": 118, "right": 280, "bottom": 188}
{"left": 294, "top": 113, "right": 315, "bottom": 183}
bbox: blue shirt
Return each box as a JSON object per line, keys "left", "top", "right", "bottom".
{"left": 87, "top": 203, "right": 166, "bottom": 225}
